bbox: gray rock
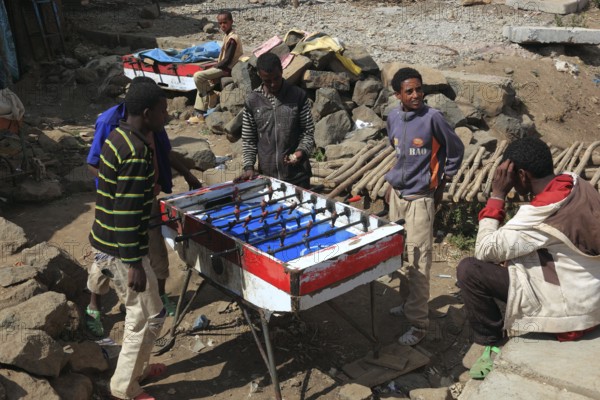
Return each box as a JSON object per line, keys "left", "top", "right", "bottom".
{"left": 0, "top": 368, "right": 60, "bottom": 400}
{"left": 303, "top": 70, "right": 351, "bottom": 92}
{"left": 84, "top": 55, "right": 121, "bottom": 77}
{"left": 21, "top": 243, "right": 87, "bottom": 301}
{"left": 308, "top": 50, "right": 336, "bottom": 70}
{"left": 0, "top": 279, "right": 47, "bottom": 310}
{"left": 352, "top": 78, "right": 383, "bottom": 107}
{"left": 67, "top": 341, "right": 110, "bottom": 373}
{"left": 472, "top": 130, "right": 498, "bottom": 152}
{"left": 345, "top": 127, "right": 382, "bottom": 143}
{"left": 0, "top": 329, "right": 67, "bottom": 377}
{"left": 409, "top": 387, "right": 451, "bottom": 400}
{"left": 219, "top": 86, "right": 246, "bottom": 115}
{"left": 206, "top": 111, "right": 235, "bottom": 136}
{"left": 171, "top": 140, "right": 216, "bottom": 171}
{"left": 492, "top": 114, "right": 533, "bottom": 139}
{"left": 393, "top": 372, "right": 430, "bottom": 394}
{"left": 50, "top": 373, "right": 93, "bottom": 400}
{"left": 0, "top": 265, "right": 38, "bottom": 288}
{"left": 282, "top": 55, "right": 312, "bottom": 86}
{"left": 62, "top": 165, "right": 95, "bottom": 193}
{"left": 425, "top": 94, "right": 467, "bottom": 128}
{"left": 168, "top": 96, "right": 189, "bottom": 115}
{"left": 61, "top": 58, "right": 81, "bottom": 69}
{"left": 329, "top": 57, "right": 361, "bottom": 83}
{"left": 232, "top": 61, "right": 261, "bottom": 93}
{"left": 457, "top": 103, "right": 485, "bottom": 127}
{"left": 454, "top": 126, "right": 474, "bottom": 148}
{"left": 139, "top": 3, "right": 160, "bottom": 19}
{"left": 372, "top": 87, "right": 392, "bottom": 117}
{"left": 0, "top": 217, "right": 27, "bottom": 255}
{"left": 313, "top": 88, "right": 345, "bottom": 120}
{"left": 325, "top": 142, "right": 366, "bottom": 160}
{"left": 352, "top": 105, "right": 385, "bottom": 131}
{"left": 74, "top": 68, "right": 98, "bottom": 84}
{"left": 39, "top": 130, "right": 81, "bottom": 152}
{"left": 339, "top": 382, "right": 373, "bottom": 400}
{"left": 314, "top": 110, "right": 352, "bottom": 148}
{"left": 441, "top": 70, "right": 515, "bottom": 117}
{"left": 268, "top": 42, "right": 290, "bottom": 61}
{"left": 344, "top": 46, "right": 380, "bottom": 75}
{"left": 382, "top": 95, "right": 401, "bottom": 119}
{"left": 0, "top": 291, "right": 71, "bottom": 338}
{"left": 15, "top": 179, "right": 63, "bottom": 203}
{"left": 224, "top": 110, "right": 243, "bottom": 143}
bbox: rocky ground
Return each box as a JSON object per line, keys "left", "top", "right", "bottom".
{"left": 1, "top": 0, "right": 600, "bottom": 399}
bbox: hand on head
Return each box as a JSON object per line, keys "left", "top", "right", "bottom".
{"left": 491, "top": 159, "right": 516, "bottom": 199}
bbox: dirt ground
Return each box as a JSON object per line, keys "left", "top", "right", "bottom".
{"left": 4, "top": 0, "right": 600, "bottom": 398}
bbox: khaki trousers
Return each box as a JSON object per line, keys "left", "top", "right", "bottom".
{"left": 91, "top": 254, "right": 164, "bottom": 399}
{"left": 87, "top": 198, "right": 169, "bottom": 294}
{"left": 389, "top": 192, "right": 435, "bottom": 329}
{"left": 193, "top": 67, "right": 224, "bottom": 112}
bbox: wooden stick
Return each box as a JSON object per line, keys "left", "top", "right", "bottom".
{"left": 312, "top": 167, "right": 336, "bottom": 178}
{"left": 555, "top": 142, "right": 580, "bottom": 174}
{"left": 328, "top": 148, "right": 392, "bottom": 198}
{"left": 449, "top": 149, "right": 478, "bottom": 196}
{"left": 591, "top": 167, "right": 600, "bottom": 188}
{"left": 466, "top": 140, "right": 508, "bottom": 201}
{"left": 378, "top": 181, "right": 391, "bottom": 199}
{"left": 367, "top": 154, "right": 396, "bottom": 192}
{"left": 553, "top": 147, "right": 569, "bottom": 168}
{"left": 352, "top": 151, "right": 396, "bottom": 196}
{"left": 454, "top": 146, "right": 486, "bottom": 202}
{"left": 371, "top": 173, "right": 388, "bottom": 200}
{"left": 328, "top": 141, "right": 390, "bottom": 186}
{"left": 566, "top": 142, "right": 584, "bottom": 172}
{"left": 574, "top": 141, "right": 600, "bottom": 177}
{"left": 324, "top": 141, "right": 376, "bottom": 182}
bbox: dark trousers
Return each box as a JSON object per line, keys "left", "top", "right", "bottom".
{"left": 456, "top": 257, "right": 510, "bottom": 345}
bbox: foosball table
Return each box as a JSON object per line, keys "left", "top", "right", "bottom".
{"left": 157, "top": 177, "right": 405, "bottom": 398}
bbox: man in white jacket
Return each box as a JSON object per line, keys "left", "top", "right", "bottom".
{"left": 457, "top": 136, "right": 600, "bottom": 379}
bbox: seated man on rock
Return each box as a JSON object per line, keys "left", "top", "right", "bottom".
{"left": 457, "top": 136, "right": 600, "bottom": 379}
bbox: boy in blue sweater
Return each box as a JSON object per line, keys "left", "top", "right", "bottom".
{"left": 385, "top": 67, "right": 464, "bottom": 345}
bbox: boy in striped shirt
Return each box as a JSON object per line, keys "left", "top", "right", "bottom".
{"left": 89, "top": 81, "right": 167, "bottom": 400}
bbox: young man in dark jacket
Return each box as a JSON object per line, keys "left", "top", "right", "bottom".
{"left": 385, "top": 67, "right": 464, "bottom": 345}
{"left": 240, "top": 52, "right": 315, "bottom": 188}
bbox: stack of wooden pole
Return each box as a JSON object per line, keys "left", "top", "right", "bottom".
{"left": 310, "top": 140, "right": 600, "bottom": 203}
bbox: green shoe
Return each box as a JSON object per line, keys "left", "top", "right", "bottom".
{"left": 469, "top": 345, "right": 500, "bottom": 379}
{"left": 161, "top": 294, "right": 175, "bottom": 317}
{"left": 85, "top": 306, "right": 105, "bottom": 337}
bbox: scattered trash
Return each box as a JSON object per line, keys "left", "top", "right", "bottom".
{"left": 248, "top": 381, "right": 261, "bottom": 394}
{"left": 554, "top": 59, "right": 579, "bottom": 77}
{"left": 191, "top": 337, "right": 206, "bottom": 353}
{"left": 192, "top": 314, "right": 210, "bottom": 331}
{"left": 354, "top": 119, "right": 374, "bottom": 130}
{"left": 594, "top": 75, "right": 600, "bottom": 86}
{"left": 207, "top": 338, "right": 215, "bottom": 347}
{"left": 437, "top": 274, "right": 452, "bottom": 279}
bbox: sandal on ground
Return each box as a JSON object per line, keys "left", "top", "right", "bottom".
{"left": 85, "top": 306, "right": 104, "bottom": 337}
{"left": 398, "top": 326, "right": 427, "bottom": 346}
{"left": 140, "top": 363, "right": 167, "bottom": 383}
{"left": 469, "top": 345, "right": 501, "bottom": 379}
{"left": 161, "top": 294, "right": 176, "bottom": 316}
{"left": 186, "top": 115, "right": 204, "bottom": 124}
{"left": 389, "top": 304, "right": 405, "bottom": 317}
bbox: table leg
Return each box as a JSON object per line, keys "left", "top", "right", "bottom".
{"left": 260, "top": 310, "right": 282, "bottom": 400}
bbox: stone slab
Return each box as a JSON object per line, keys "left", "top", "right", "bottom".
{"left": 503, "top": 26, "right": 600, "bottom": 44}
{"left": 505, "top": 0, "right": 588, "bottom": 15}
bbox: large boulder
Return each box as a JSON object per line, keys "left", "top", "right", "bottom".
{"left": 62, "top": 165, "right": 95, "bottom": 193}
{"left": 312, "top": 88, "right": 345, "bottom": 121}
{"left": 303, "top": 70, "right": 351, "bottom": 92}
{"left": 314, "top": 110, "right": 352, "bottom": 148}
{"left": 0, "top": 218, "right": 27, "bottom": 255}
{"left": 15, "top": 179, "right": 63, "bottom": 203}
{"left": 206, "top": 111, "right": 235, "bottom": 136}
{"left": 425, "top": 93, "right": 468, "bottom": 128}
{"left": 38, "top": 130, "right": 81, "bottom": 152}
{"left": 344, "top": 46, "right": 380, "bottom": 75}
{"left": 49, "top": 373, "right": 93, "bottom": 400}
{"left": 282, "top": 55, "right": 312, "bottom": 86}
{"left": 0, "top": 368, "right": 60, "bottom": 400}
{"left": 344, "top": 127, "right": 382, "bottom": 143}
{"left": 441, "top": 70, "right": 515, "bottom": 117}
{"left": 325, "top": 142, "right": 366, "bottom": 160}
{"left": 21, "top": 243, "right": 87, "bottom": 301}
{"left": 219, "top": 85, "right": 246, "bottom": 115}
{"left": 0, "top": 265, "right": 38, "bottom": 288}
{"left": 67, "top": 341, "right": 109, "bottom": 373}
{"left": 352, "top": 78, "right": 383, "bottom": 107}
{"left": 351, "top": 106, "right": 385, "bottom": 131}
{"left": 0, "top": 279, "right": 47, "bottom": 310}
{"left": 0, "top": 329, "right": 67, "bottom": 377}
{"left": 170, "top": 139, "right": 216, "bottom": 171}
{"left": 0, "top": 291, "right": 72, "bottom": 338}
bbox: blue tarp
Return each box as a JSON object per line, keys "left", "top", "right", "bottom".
{"left": 0, "top": 0, "right": 19, "bottom": 86}
{"left": 136, "top": 41, "right": 221, "bottom": 64}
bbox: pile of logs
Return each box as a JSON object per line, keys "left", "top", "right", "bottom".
{"left": 310, "top": 140, "right": 600, "bottom": 203}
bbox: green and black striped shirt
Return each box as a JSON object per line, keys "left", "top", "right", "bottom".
{"left": 89, "top": 121, "right": 155, "bottom": 264}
